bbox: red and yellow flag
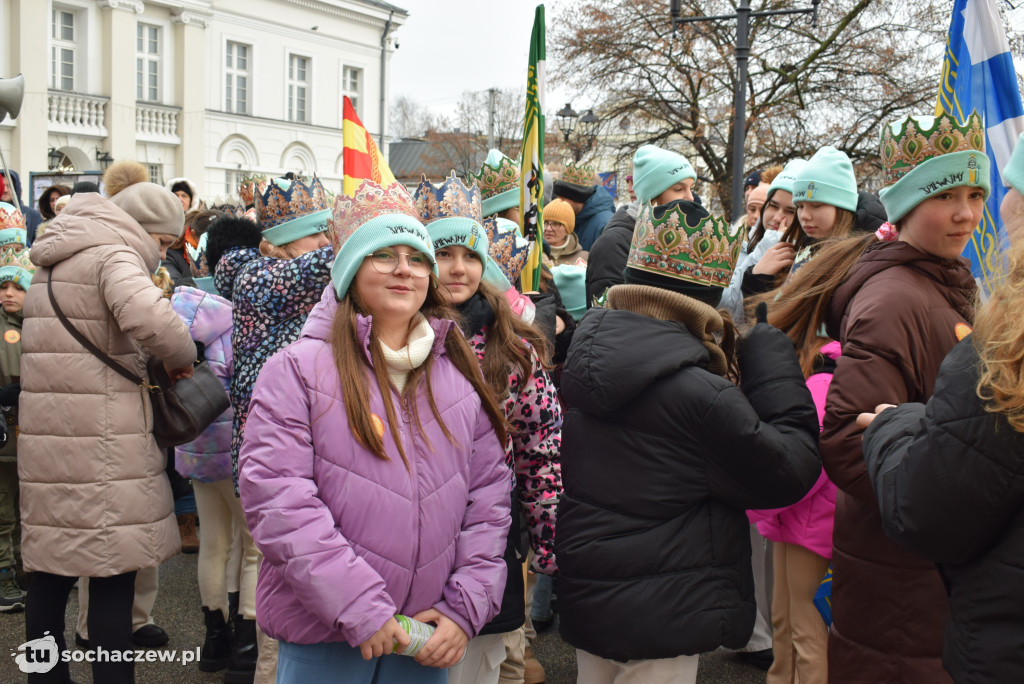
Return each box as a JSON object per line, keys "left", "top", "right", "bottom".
{"left": 342, "top": 96, "right": 396, "bottom": 196}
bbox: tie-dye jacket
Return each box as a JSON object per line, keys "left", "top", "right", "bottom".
{"left": 467, "top": 330, "right": 562, "bottom": 573}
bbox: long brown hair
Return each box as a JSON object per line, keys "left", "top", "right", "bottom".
{"left": 751, "top": 233, "right": 877, "bottom": 377}
{"left": 472, "top": 281, "right": 552, "bottom": 398}
{"left": 782, "top": 207, "right": 856, "bottom": 253}
{"left": 330, "top": 276, "right": 508, "bottom": 468}
{"left": 974, "top": 237, "right": 1024, "bottom": 432}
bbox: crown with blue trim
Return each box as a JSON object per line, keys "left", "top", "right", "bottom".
{"left": 255, "top": 177, "right": 332, "bottom": 246}
{"left": 413, "top": 172, "right": 484, "bottom": 227}
{"left": 414, "top": 173, "right": 489, "bottom": 270}
{"left": 484, "top": 216, "right": 529, "bottom": 284}
{"left": 0, "top": 202, "right": 25, "bottom": 231}
{"left": 627, "top": 202, "right": 742, "bottom": 288}
{"left": 0, "top": 247, "right": 35, "bottom": 290}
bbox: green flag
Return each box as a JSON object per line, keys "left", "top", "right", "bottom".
{"left": 518, "top": 4, "right": 545, "bottom": 292}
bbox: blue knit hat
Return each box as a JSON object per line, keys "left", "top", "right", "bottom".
{"left": 413, "top": 173, "right": 490, "bottom": 274}
{"left": 632, "top": 145, "right": 696, "bottom": 205}
{"left": 329, "top": 180, "right": 435, "bottom": 300}
{"left": 792, "top": 147, "right": 858, "bottom": 212}
{"left": 1003, "top": 131, "right": 1024, "bottom": 197}
{"left": 767, "top": 159, "right": 808, "bottom": 196}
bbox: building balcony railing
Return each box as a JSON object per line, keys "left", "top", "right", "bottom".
{"left": 48, "top": 90, "right": 109, "bottom": 138}
{"left": 136, "top": 102, "right": 181, "bottom": 144}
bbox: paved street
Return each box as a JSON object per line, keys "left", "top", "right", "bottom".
{"left": 1, "top": 552, "right": 766, "bottom": 683}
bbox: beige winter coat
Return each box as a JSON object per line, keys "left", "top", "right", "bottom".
{"left": 18, "top": 192, "right": 196, "bottom": 577}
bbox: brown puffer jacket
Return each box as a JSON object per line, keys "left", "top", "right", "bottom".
{"left": 19, "top": 192, "right": 196, "bottom": 578}
{"left": 821, "top": 241, "right": 975, "bottom": 684}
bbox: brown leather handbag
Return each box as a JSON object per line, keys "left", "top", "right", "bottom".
{"left": 47, "top": 274, "right": 230, "bottom": 448}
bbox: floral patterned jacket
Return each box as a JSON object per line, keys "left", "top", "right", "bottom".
{"left": 213, "top": 244, "right": 334, "bottom": 487}
{"left": 467, "top": 330, "right": 562, "bottom": 573}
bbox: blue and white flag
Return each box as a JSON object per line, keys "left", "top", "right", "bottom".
{"left": 937, "top": 0, "right": 1024, "bottom": 294}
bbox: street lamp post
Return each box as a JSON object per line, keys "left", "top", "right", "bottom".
{"left": 671, "top": 0, "right": 820, "bottom": 221}
{"left": 556, "top": 102, "right": 601, "bottom": 162}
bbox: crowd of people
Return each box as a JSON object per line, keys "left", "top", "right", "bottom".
{"left": 0, "top": 106, "right": 1022, "bottom": 684}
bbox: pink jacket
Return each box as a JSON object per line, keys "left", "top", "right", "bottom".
{"left": 748, "top": 341, "right": 839, "bottom": 558}
{"left": 238, "top": 289, "right": 511, "bottom": 646}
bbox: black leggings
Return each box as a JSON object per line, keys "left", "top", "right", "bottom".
{"left": 25, "top": 570, "right": 137, "bottom": 683}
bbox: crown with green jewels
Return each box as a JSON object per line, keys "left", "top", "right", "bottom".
{"left": 560, "top": 159, "right": 597, "bottom": 187}
{"left": 468, "top": 150, "right": 520, "bottom": 200}
{"left": 627, "top": 203, "right": 742, "bottom": 288}
{"left": 881, "top": 111, "right": 985, "bottom": 187}
{"left": 0, "top": 247, "right": 35, "bottom": 289}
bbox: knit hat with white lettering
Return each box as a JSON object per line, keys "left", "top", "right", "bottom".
{"left": 413, "top": 173, "right": 490, "bottom": 273}
{"left": 877, "top": 112, "right": 990, "bottom": 223}
{"left": 632, "top": 144, "right": 697, "bottom": 205}
{"left": 329, "top": 179, "right": 435, "bottom": 300}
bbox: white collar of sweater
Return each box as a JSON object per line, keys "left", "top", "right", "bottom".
{"left": 380, "top": 314, "right": 436, "bottom": 392}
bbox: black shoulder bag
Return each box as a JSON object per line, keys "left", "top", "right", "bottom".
{"left": 47, "top": 272, "right": 230, "bottom": 448}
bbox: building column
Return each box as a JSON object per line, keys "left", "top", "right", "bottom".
{"left": 8, "top": 0, "right": 49, "bottom": 185}
{"left": 173, "top": 10, "right": 210, "bottom": 193}
{"left": 99, "top": 0, "right": 143, "bottom": 164}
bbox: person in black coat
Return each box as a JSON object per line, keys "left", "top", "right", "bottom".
{"left": 859, "top": 183, "right": 1024, "bottom": 684}
{"left": 556, "top": 198, "right": 821, "bottom": 683}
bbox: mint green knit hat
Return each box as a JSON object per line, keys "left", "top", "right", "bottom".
{"left": 1003, "top": 131, "right": 1024, "bottom": 197}
{"left": 414, "top": 173, "right": 490, "bottom": 274}
{"left": 877, "top": 113, "right": 989, "bottom": 223}
{"left": 329, "top": 180, "right": 435, "bottom": 299}
{"left": 632, "top": 144, "right": 696, "bottom": 205}
{"left": 768, "top": 159, "right": 808, "bottom": 196}
{"left": 792, "top": 146, "right": 858, "bottom": 212}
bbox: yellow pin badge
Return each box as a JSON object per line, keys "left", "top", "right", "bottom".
{"left": 955, "top": 322, "right": 972, "bottom": 341}
{"left": 3, "top": 330, "right": 19, "bottom": 344}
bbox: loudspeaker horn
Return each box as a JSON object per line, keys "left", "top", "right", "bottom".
{"left": 0, "top": 74, "right": 25, "bottom": 122}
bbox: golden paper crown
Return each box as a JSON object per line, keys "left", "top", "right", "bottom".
{"left": 238, "top": 174, "right": 268, "bottom": 207}
{"left": 880, "top": 112, "right": 985, "bottom": 187}
{"left": 627, "top": 202, "right": 742, "bottom": 288}
{"left": 330, "top": 179, "right": 419, "bottom": 251}
{"left": 0, "top": 202, "right": 25, "bottom": 231}
{"left": 413, "top": 172, "right": 483, "bottom": 226}
{"left": 468, "top": 150, "right": 520, "bottom": 200}
{"left": 560, "top": 159, "right": 597, "bottom": 187}
{"left": 255, "top": 177, "right": 332, "bottom": 230}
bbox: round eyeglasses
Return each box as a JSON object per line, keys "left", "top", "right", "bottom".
{"left": 366, "top": 248, "right": 433, "bottom": 278}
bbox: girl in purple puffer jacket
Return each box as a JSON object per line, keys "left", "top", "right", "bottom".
{"left": 238, "top": 180, "right": 511, "bottom": 684}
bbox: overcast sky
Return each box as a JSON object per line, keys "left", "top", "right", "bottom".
{"left": 389, "top": 0, "right": 572, "bottom": 117}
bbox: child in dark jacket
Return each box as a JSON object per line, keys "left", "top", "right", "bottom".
{"left": 556, "top": 197, "right": 821, "bottom": 684}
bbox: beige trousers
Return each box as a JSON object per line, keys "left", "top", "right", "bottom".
{"left": 77, "top": 565, "right": 158, "bottom": 637}
{"left": 766, "top": 542, "right": 831, "bottom": 684}
{"left": 575, "top": 649, "right": 699, "bottom": 684}
{"left": 193, "top": 478, "right": 257, "bottom": 618}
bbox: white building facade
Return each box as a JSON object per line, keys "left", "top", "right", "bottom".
{"left": 0, "top": 0, "right": 405, "bottom": 204}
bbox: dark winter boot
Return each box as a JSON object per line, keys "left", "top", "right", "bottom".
{"left": 227, "top": 591, "right": 240, "bottom": 621}
{"left": 199, "top": 607, "right": 232, "bottom": 673}
{"left": 223, "top": 615, "right": 257, "bottom": 684}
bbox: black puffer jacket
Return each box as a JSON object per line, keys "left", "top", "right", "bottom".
{"left": 556, "top": 292, "right": 820, "bottom": 661}
{"left": 585, "top": 204, "right": 636, "bottom": 306}
{"left": 863, "top": 338, "right": 1024, "bottom": 684}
